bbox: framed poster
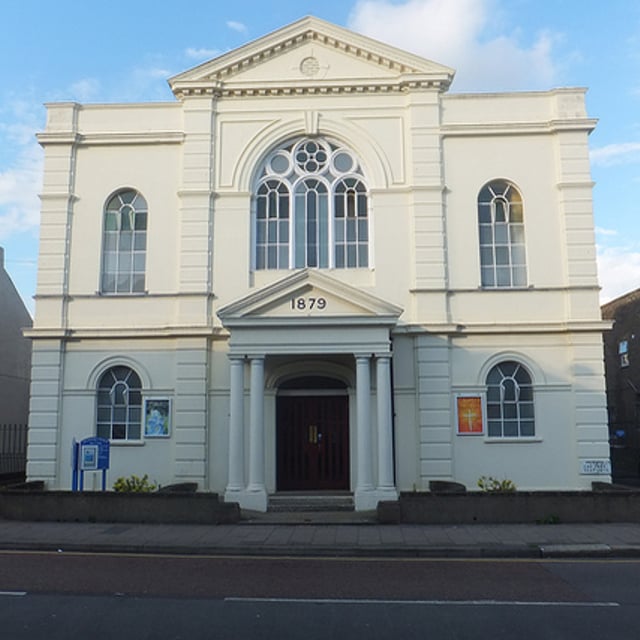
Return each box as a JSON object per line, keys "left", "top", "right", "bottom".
{"left": 144, "top": 398, "right": 171, "bottom": 438}
{"left": 456, "top": 395, "right": 484, "bottom": 435}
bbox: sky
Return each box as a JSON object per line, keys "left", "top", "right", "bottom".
{"left": 1, "top": 0, "right": 640, "bottom": 315}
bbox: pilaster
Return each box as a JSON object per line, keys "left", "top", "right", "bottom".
{"left": 35, "top": 103, "right": 80, "bottom": 329}
{"left": 26, "top": 339, "right": 65, "bottom": 486}
{"left": 406, "top": 91, "right": 447, "bottom": 292}
{"left": 173, "top": 338, "right": 209, "bottom": 487}
{"left": 177, "top": 96, "right": 216, "bottom": 324}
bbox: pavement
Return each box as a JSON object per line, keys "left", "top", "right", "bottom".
{"left": 0, "top": 510, "right": 639, "bottom": 559}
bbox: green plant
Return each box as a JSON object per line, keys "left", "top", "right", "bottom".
{"left": 536, "top": 514, "right": 560, "bottom": 525}
{"left": 113, "top": 474, "right": 157, "bottom": 493}
{"left": 477, "top": 475, "right": 516, "bottom": 493}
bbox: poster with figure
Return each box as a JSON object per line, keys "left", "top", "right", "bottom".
{"left": 144, "top": 398, "right": 171, "bottom": 438}
{"left": 456, "top": 395, "right": 484, "bottom": 435}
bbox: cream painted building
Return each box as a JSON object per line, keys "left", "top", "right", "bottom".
{"left": 26, "top": 17, "right": 611, "bottom": 511}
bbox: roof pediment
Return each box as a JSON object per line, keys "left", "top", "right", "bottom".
{"left": 169, "top": 16, "right": 454, "bottom": 98}
{"left": 217, "top": 269, "right": 403, "bottom": 327}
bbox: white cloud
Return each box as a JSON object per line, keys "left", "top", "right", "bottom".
{"left": 185, "top": 47, "right": 222, "bottom": 61}
{"left": 597, "top": 244, "right": 640, "bottom": 304}
{"left": 590, "top": 142, "right": 640, "bottom": 167}
{"left": 68, "top": 78, "right": 102, "bottom": 102}
{"left": 0, "top": 95, "right": 44, "bottom": 240}
{"left": 595, "top": 226, "right": 618, "bottom": 237}
{"left": 227, "top": 20, "right": 248, "bottom": 34}
{"left": 348, "top": 0, "right": 560, "bottom": 91}
{"left": 0, "top": 142, "right": 43, "bottom": 240}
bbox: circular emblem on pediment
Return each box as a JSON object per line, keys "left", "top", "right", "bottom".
{"left": 300, "top": 56, "right": 320, "bottom": 77}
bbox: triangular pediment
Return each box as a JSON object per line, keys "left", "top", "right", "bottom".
{"left": 217, "top": 269, "right": 403, "bottom": 326}
{"left": 169, "top": 16, "right": 454, "bottom": 98}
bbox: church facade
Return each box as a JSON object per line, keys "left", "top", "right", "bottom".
{"left": 26, "top": 17, "right": 610, "bottom": 510}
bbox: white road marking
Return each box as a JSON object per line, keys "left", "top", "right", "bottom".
{"left": 0, "top": 591, "right": 27, "bottom": 597}
{"left": 225, "top": 597, "right": 620, "bottom": 607}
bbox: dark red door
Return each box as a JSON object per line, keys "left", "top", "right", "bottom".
{"left": 276, "top": 395, "right": 349, "bottom": 491}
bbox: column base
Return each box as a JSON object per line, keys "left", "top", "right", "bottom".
{"left": 354, "top": 487, "right": 398, "bottom": 511}
{"left": 225, "top": 487, "right": 268, "bottom": 512}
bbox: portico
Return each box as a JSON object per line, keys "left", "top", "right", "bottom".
{"left": 217, "top": 270, "right": 402, "bottom": 512}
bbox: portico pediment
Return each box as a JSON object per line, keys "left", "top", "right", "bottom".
{"left": 217, "top": 270, "right": 400, "bottom": 356}
{"left": 169, "top": 16, "right": 454, "bottom": 98}
{"left": 218, "top": 269, "right": 402, "bottom": 327}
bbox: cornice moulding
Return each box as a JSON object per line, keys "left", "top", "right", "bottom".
{"left": 440, "top": 118, "right": 597, "bottom": 137}
{"left": 38, "top": 131, "right": 185, "bottom": 146}
{"left": 25, "top": 326, "right": 224, "bottom": 340}
{"left": 395, "top": 320, "right": 610, "bottom": 335}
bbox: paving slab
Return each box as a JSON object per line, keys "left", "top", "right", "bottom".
{"left": 0, "top": 516, "right": 639, "bottom": 559}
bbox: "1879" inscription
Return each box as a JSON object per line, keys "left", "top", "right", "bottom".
{"left": 290, "top": 296, "right": 327, "bottom": 311}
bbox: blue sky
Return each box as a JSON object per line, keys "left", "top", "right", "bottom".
{"left": 2, "top": 0, "right": 640, "bottom": 314}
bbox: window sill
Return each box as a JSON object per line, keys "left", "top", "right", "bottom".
{"left": 479, "top": 286, "right": 532, "bottom": 291}
{"left": 96, "top": 291, "right": 149, "bottom": 297}
{"left": 109, "top": 440, "right": 145, "bottom": 446}
{"left": 484, "top": 437, "right": 542, "bottom": 444}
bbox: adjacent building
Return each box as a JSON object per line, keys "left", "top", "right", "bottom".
{"left": 602, "top": 290, "right": 640, "bottom": 481}
{"left": 0, "top": 247, "right": 32, "bottom": 475}
{"left": 26, "top": 17, "right": 610, "bottom": 510}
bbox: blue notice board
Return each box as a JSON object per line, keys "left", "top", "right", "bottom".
{"left": 76, "top": 437, "right": 110, "bottom": 491}
{"left": 80, "top": 437, "right": 110, "bottom": 470}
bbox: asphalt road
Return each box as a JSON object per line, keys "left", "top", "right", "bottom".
{"left": 0, "top": 551, "right": 638, "bottom": 639}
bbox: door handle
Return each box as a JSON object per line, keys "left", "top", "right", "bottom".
{"left": 308, "top": 424, "right": 318, "bottom": 444}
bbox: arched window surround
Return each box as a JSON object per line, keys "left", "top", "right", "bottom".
{"left": 252, "top": 137, "right": 371, "bottom": 271}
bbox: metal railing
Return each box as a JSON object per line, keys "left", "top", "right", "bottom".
{"left": 0, "top": 423, "right": 27, "bottom": 475}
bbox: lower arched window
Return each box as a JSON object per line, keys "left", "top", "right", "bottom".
{"left": 486, "top": 361, "right": 534, "bottom": 437}
{"left": 96, "top": 366, "right": 142, "bottom": 440}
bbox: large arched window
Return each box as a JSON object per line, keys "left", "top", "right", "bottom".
{"left": 478, "top": 180, "right": 526, "bottom": 287}
{"left": 486, "top": 361, "right": 534, "bottom": 438}
{"left": 96, "top": 366, "right": 142, "bottom": 440}
{"left": 254, "top": 138, "right": 369, "bottom": 270}
{"left": 101, "top": 189, "right": 147, "bottom": 294}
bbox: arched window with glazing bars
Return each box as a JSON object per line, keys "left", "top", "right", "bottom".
{"left": 101, "top": 189, "right": 147, "bottom": 294}
{"left": 96, "top": 366, "right": 143, "bottom": 441}
{"left": 478, "top": 180, "right": 526, "bottom": 287}
{"left": 254, "top": 138, "right": 369, "bottom": 270}
{"left": 486, "top": 361, "right": 535, "bottom": 438}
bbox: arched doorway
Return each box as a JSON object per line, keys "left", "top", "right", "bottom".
{"left": 276, "top": 376, "right": 350, "bottom": 491}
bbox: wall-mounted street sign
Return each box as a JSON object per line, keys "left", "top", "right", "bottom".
{"left": 579, "top": 459, "right": 611, "bottom": 476}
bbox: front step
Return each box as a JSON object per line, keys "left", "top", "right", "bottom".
{"left": 268, "top": 493, "right": 354, "bottom": 513}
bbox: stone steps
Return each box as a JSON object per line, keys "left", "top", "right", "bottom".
{"left": 268, "top": 493, "right": 355, "bottom": 513}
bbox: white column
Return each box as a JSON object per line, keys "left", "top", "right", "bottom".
{"left": 355, "top": 355, "right": 375, "bottom": 510}
{"left": 224, "top": 356, "right": 245, "bottom": 499}
{"left": 243, "top": 356, "right": 267, "bottom": 511}
{"left": 376, "top": 354, "right": 397, "bottom": 500}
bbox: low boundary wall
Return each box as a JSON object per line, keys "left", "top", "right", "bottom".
{"left": 0, "top": 490, "right": 240, "bottom": 524}
{"left": 378, "top": 490, "right": 640, "bottom": 524}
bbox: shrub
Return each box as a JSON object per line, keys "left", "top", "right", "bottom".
{"left": 113, "top": 474, "right": 157, "bottom": 493}
{"left": 477, "top": 475, "right": 516, "bottom": 493}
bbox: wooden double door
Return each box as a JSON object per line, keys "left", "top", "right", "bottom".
{"left": 276, "top": 395, "right": 349, "bottom": 491}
